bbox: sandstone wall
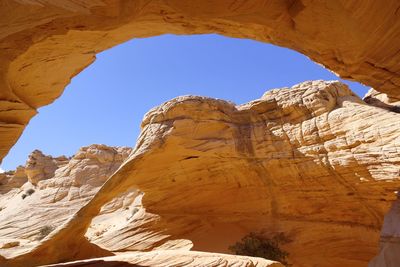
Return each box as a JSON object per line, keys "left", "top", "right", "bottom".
{"left": 2, "top": 0, "right": 400, "bottom": 162}
{"left": 2, "top": 81, "right": 399, "bottom": 267}
{"left": 0, "top": 145, "right": 132, "bottom": 260}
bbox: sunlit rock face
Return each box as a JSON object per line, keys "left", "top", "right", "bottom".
{"left": 118, "top": 80, "right": 400, "bottom": 267}
{"left": 24, "top": 150, "right": 68, "bottom": 185}
{"left": 2, "top": 2, "right": 400, "bottom": 266}
{"left": 42, "top": 251, "right": 284, "bottom": 267}
{"left": 0, "top": 145, "right": 132, "bottom": 260}
{"left": 2, "top": 0, "right": 400, "bottom": 163}
{"left": 0, "top": 167, "right": 27, "bottom": 194}
{"left": 2, "top": 80, "right": 398, "bottom": 267}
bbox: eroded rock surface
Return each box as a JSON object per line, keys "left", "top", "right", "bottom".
{"left": 0, "top": 144, "right": 132, "bottom": 260}
{"left": 42, "top": 251, "right": 284, "bottom": 267}
{"left": 2, "top": 80, "right": 398, "bottom": 267}
{"left": 25, "top": 150, "right": 67, "bottom": 185}
{"left": 2, "top": 0, "right": 400, "bottom": 163}
{"left": 0, "top": 167, "right": 27, "bottom": 194}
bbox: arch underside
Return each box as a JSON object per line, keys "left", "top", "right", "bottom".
{"left": 1, "top": 0, "right": 400, "bottom": 162}
{"left": 1, "top": 1, "right": 400, "bottom": 267}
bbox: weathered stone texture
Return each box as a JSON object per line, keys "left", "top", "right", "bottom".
{"left": 1, "top": 81, "right": 398, "bottom": 267}
{"left": 2, "top": 0, "right": 400, "bottom": 163}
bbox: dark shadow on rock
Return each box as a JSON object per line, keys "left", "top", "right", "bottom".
{"left": 363, "top": 96, "right": 400, "bottom": 113}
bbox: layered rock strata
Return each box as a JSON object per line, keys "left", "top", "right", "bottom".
{"left": 0, "top": 145, "right": 132, "bottom": 260}
{"left": 2, "top": 0, "right": 400, "bottom": 163}
{"left": 1, "top": 80, "right": 399, "bottom": 267}
{"left": 24, "top": 150, "right": 69, "bottom": 185}
{"left": 42, "top": 251, "right": 284, "bottom": 267}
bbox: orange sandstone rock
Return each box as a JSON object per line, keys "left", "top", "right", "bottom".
{"left": 2, "top": 0, "right": 400, "bottom": 163}
{"left": 2, "top": 80, "right": 399, "bottom": 267}
{"left": 42, "top": 250, "right": 284, "bottom": 267}
{"left": 0, "top": 145, "right": 132, "bottom": 261}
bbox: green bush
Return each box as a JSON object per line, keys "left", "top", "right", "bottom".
{"left": 229, "top": 232, "right": 290, "bottom": 265}
{"left": 38, "top": 225, "right": 54, "bottom": 240}
{"left": 26, "top": 188, "right": 35, "bottom": 195}
{"left": 21, "top": 188, "right": 35, "bottom": 199}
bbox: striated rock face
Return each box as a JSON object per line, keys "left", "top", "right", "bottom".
{"left": 2, "top": 80, "right": 399, "bottom": 267}
{"left": 0, "top": 167, "right": 27, "bottom": 193}
{"left": 2, "top": 0, "right": 400, "bottom": 163}
{"left": 25, "top": 150, "right": 66, "bottom": 185}
{"left": 0, "top": 144, "right": 132, "bottom": 260}
{"left": 43, "top": 251, "right": 284, "bottom": 267}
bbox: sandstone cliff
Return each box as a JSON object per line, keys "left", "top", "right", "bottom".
{"left": 2, "top": 2, "right": 400, "bottom": 266}
{"left": 0, "top": 144, "right": 132, "bottom": 258}
{"left": 0, "top": 144, "right": 281, "bottom": 267}
{"left": 2, "top": 0, "right": 400, "bottom": 164}
{"left": 0, "top": 167, "right": 27, "bottom": 194}
{"left": 1, "top": 80, "right": 398, "bottom": 267}
{"left": 43, "top": 251, "right": 283, "bottom": 267}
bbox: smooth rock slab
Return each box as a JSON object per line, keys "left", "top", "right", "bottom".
{"left": 41, "top": 251, "right": 284, "bottom": 267}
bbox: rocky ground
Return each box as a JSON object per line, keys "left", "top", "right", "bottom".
{"left": 0, "top": 145, "right": 133, "bottom": 257}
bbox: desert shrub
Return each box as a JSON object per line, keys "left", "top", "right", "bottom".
{"left": 38, "top": 225, "right": 54, "bottom": 240}
{"left": 229, "top": 232, "right": 290, "bottom": 265}
{"left": 21, "top": 188, "right": 35, "bottom": 199}
{"left": 26, "top": 188, "right": 35, "bottom": 195}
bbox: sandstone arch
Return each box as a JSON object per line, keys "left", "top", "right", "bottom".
{"left": 2, "top": 1, "right": 400, "bottom": 266}
{"left": 3, "top": 81, "right": 400, "bottom": 267}
{"left": 2, "top": 0, "right": 400, "bottom": 162}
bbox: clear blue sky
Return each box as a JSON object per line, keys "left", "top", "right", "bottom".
{"left": 0, "top": 34, "right": 369, "bottom": 171}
